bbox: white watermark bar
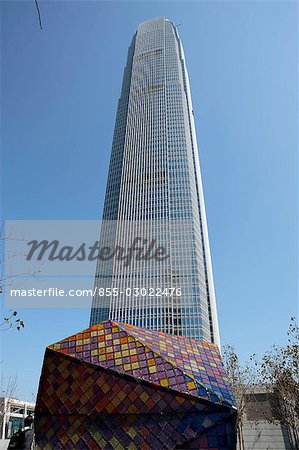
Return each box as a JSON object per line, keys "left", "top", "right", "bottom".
{"left": 4, "top": 220, "right": 195, "bottom": 308}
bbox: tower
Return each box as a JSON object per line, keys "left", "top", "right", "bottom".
{"left": 90, "top": 18, "right": 220, "bottom": 347}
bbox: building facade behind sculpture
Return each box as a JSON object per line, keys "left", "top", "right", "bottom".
{"left": 90, "top": 18, "right": 220, "bottom": 347}
{"left": 0, "top": 397, "right": 35, "bottom": 440}
{"left": 241, "top": 387, "right": 294, "bottom": 450}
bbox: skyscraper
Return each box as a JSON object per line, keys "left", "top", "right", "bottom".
{"left": 90, "top": 18, "right": 220, "bottom": 347}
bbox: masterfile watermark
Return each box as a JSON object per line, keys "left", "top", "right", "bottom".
{"left": 9, "top": 286, "right": 182, "bottom": 298}
{"left": 10, "top": 287, "right": 96, "bottom": 297}
{"left": 3, "top": 219, "right": 194, "bottom": 307}
{"left": 26, "top": 237, "right": 169, "bottom": 266}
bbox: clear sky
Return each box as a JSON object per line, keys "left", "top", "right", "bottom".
{"left": 1, "top": 1, "right": 297, "bottom": 401}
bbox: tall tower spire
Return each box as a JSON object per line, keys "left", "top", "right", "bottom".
{"left": 90, "top": 18, "right": 220, "bottom": 347}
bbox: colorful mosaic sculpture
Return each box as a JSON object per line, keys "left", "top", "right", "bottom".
{"left": 35, "top": 320, "right": 237, "bottom": 449}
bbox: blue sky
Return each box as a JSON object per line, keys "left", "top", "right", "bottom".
{"left": 1, "top": 1, "right": 297, "bottom": 401}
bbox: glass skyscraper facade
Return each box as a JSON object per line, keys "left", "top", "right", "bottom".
{"left": 90, "top": 18, "right": 220, "bottom": 347}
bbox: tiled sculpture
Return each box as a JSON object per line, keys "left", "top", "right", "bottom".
{"left": 35, "top": 320, "right": 237, "bottom": 449}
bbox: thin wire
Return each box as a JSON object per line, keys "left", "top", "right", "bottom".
{"left": 34, "top": 0, "right": 43, "bottom": 30}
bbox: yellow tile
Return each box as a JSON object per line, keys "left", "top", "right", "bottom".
{"left": 129, "top": 349, "right": 137, "bottom": 355}
{"left": 140, "top": 392, "right": 149, "bottom": 402}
